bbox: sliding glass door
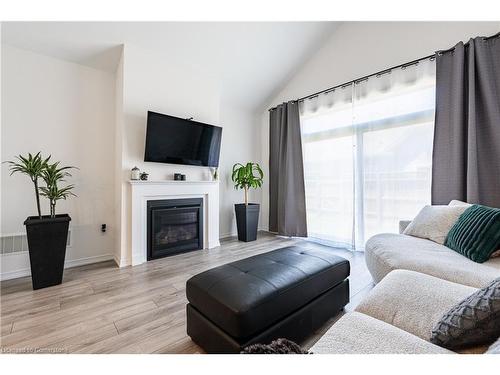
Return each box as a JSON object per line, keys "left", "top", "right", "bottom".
{"left": 300, "top": 58, "right": 435, "bottom": 250}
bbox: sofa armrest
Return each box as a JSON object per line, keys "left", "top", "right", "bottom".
{"left": 399, "top": 220, "right": 412, "bottom": 234}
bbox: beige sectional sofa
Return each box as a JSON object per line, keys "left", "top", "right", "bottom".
{"left": 312, "top": 310, "right": 451, "bottom": 354}
{"left": 311, "top": 221, "right": 500, "bottom": 354}
{"left": 365, "top": 232, "right": 500, "bottom": 288}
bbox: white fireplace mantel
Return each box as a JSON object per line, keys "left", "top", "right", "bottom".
{"left": 129, "top": 180, "right": 220, "bottom": 266}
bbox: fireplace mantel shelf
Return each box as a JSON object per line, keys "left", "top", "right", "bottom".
{"left": 129, "top": 180, "right": 218, "bottom": 185}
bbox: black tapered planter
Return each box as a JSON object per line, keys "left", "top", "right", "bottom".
{"left": 235, "top": 203, "right": 259, "bottom": 242}
{"left": 24, "top": 214, "right": 71, "bottom": 290}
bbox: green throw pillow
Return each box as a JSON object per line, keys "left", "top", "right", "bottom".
{"left": 445, "top": 204, "right": 500, "bottom": 263}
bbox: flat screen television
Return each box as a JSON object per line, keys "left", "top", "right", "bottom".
{"left": 144, "top": 111, "right": 222, "bottom": 167}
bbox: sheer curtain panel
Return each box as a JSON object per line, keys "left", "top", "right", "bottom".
{"left": 300, "top": 58, "right": 436, "bottom": 250}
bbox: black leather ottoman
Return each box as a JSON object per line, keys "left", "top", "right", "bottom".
{"left": 186, "top": 245, "right": 350, "bottom": 353}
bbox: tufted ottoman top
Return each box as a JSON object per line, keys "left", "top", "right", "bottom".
{"left": 186, "top": 245, "right": 350, "bottom": 338}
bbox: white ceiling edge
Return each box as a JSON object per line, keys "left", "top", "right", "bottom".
{"left": 256, "top": 22, "right": 343, "bottom": 112}
{"left": 1, "top": 22, "right": 340, "bottom": 112}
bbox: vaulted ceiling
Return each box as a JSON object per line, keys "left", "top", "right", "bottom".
{"left": 2, "top": 22, "right": 340, "bottom": 110}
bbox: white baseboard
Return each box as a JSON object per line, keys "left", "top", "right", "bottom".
{"left": 2, "top": 229, "right": 275, "bottom": 281}
{"left": 0, "top": 253, "right": 114, "bottom": 281}
{"left": 219, "top": 228, "right": 270, "bottom": 240}
{"left": 65, "top": 254, "right": 114, "bottom": 268}
{"left": 0, "top": 267, "right": 31, "bottom": 281}
{"left": 219, "top": 231, "right": 237, "bottom": 239}
{"left": 116, "top": 254, "right": 132, "bottom": 268}
{"left": 208, "top": 240, "right": 221, "bottom": 248}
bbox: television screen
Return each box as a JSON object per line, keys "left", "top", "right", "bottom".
{"left": 144, "top": 111, "right": 222, "bottom": 167}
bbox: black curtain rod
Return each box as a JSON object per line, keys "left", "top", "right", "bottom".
{"left": 268, "top": 54, "right": 434, "bottom": 111}
{"left": 268, "top": 31, "right": 500, "bottom": 112}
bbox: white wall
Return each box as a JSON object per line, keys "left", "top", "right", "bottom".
{"left": 1, "top": 44, "right": 116, "bottom": 279}
{"left": 116, "top": 44, "right": 220, "bottom": 265}
{"left": 258, "top": 21, "right": 500, "bottom": 231}
{"left": 218, "top": 102, "right": 260, "bottom": 237}
{"left": 115, "top": 44, "right": 259, "bottom": 265}
{"left": 1, "top": 42, "right": 262, "bottom": 276}
{"left": 114, "top": 47, "right": 124, "bottom": 266}
{"left": 4, "top": 22, "right": 498, "bottom": 278}
{"left": 121, "top": 44, "right": 220, "bottom": 183}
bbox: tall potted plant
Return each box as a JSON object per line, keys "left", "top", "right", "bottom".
{"left": 7, "top": 153, "right": 76, "bottom": 290}
{"left": 231, "top": 162, "right": 263, "bottom": 242}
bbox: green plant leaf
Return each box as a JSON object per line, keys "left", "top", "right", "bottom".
{"left": 231, "top": 162, "right": 264, "bottom": 200}
{"left": 5, "top": 152, "right": 49, "bottom": 181}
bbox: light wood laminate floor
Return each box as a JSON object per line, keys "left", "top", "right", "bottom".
{"left": 0, "top": 233, "right": 373, "bottom": 353}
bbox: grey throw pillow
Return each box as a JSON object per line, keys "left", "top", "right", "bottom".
{"left": 430, "top": 277, "right": 500, "bottom": 349}
{"left": 486, "top": 336, "right": 500, "bottom": 354}
{"left": 403, "top": 205, "right": 467, "bottom": 244}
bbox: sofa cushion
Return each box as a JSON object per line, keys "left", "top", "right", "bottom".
{"left": 403, "top": 205, "right": 467, "bottom": 244}
{"left": 449, "top": 200, "right": 473, "bottom": 208}
{"left": 310, "top": 312, "right": 451, "bottom": 354}
{"left": 365, "top": 233, "right": 500, "bottom": 288}
{"left": 430, "top": 277, "right": 500, "bottom": 349}
{"left": 445, "top": 204, "right": 500, "bottom": 263}
{"left": 355, "top": 270, "right": 476, "bottom": 340}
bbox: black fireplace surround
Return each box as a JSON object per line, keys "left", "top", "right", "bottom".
{"left": 147, "top": 198, "right": 203, "bottom": 260}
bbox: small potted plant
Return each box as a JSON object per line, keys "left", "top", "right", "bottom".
{"left": 231, "top": 162, "right": 263, "bottom": 242}
{"left": 7, "top": 153, "right": 76, "bottom": 290}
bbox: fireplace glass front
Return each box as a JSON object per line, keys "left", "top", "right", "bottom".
{"left": 147, "top": 198, "right": 203, "bottom": 260}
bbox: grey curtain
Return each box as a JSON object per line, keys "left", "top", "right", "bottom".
{"left": 269, "top": 101, "right": 308, "bottom": 237}
{"left": 432, "top": 34, "right": 500, "bottom": 207}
